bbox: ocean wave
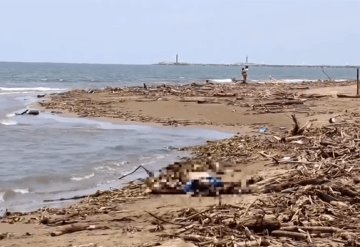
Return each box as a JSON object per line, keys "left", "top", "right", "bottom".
{"left": 13, "top": 188, "right": 30, "bottom": 194}
{"left": 207, "top": 78, "right": 233, "bottom": 83}
{"left": 71, "top": 173, "right": 95, "bottom": 181}
{"left": 94, "top": 166, "right": 116, "bottom": 172}
{"left": 114, "top": 161, "right": 128, "bottom": 166}
{"left": 0, "top": 119, "right": 17, "bottom": 126}
{"left": 0, "top": 87, "right": 67, "bottom": 92}
{"left": 5, "top": 112, "right": 15, "bottom": 118}
{"left": 254, "top": 78, "right": 314, "bottom": 84}
{"left": 0, "top": 188, "right": 31, "bottom": 201}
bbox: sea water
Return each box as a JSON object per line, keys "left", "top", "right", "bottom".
{"left": 0, "top": 62, "right": 356, "bottom": 212}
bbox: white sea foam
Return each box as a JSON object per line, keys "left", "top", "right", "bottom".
{"left": 114, "top": 161, "right": 128, "bottom": 166}
{"left": 94, "top": 166, "right": 116, "bottom": 172}
{"left": 0, "top": 87, "right": 67, "bottom": 92}
{"left": 155, "top": 154, "right": 166, "bottom": 159}
{"left": 282, "top": 79, "right": 311, "bottom": 83}
{"left": 256, "top": 78, "right": 315, "bottom": 84}
{"left": 0, "top": 192, "right": 4, "bottom": 202}
{"left": 71, "top": 173, "right": 95, "bottom": 181}
{"left": 0, "top": 119, "right": 17, "bottom": 126}
{"left": 207, "top": 78, "right": 233, "bottom": 83}
{"left": 13, "top": 188, "right": 30, "bottom": 194}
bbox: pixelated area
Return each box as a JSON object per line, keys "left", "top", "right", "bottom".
{"left": 146, "top": 162, "right": 261, "bottom": 196}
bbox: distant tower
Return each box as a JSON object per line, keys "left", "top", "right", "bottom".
{"left": 246, "top": 56, "right": 248, "bottom": 64}
{"left": 176, "top": 54, "right": 179, "bottom": 64}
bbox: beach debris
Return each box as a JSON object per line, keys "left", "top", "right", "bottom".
{"left": 40, "top": 80, "right": 353, "bottom": 126}
{"left": 50, "top": 224, "right": 109, "bottom": 236}
{"left": 0, "top": 232, "right": 14, "bottom": 240}
{"left": 15, "top": 109, "right": 39, "bottom": 116}
{"left": 329, "top": 117, "right": 336, "bottom": 123}
{"left": 72, "top": 243, "right": 100, "bottom": 247}
{"left": 5, "top": 81, "right": 360, "bottom": 245}
{"left": 259, "top": 126, "right": 269, "bottom": 134}
{"left": 183, "top": 176, "right": 224, "bottom": 195}
{"left": 139, "top": 116, "right": 360, "bottom": 245}
{"left": 37, "top": 94, "right": 46, "bottom": 98}
{"left": 118, "top": 165, "right": 154, "bottom": 180}
{"left": 43, "top": 194, "right": 91, "bottom": 203}
{"left": 337, "top": 93, "right": 360, "bottom": 98}
{"left": 156, "top": 239, "right": 197, "bottom": 247}
{"left": 290, "top": 114, "right": 312, "bottom": 135}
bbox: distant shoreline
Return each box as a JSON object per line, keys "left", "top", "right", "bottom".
{"left": 155, "top": 62, "right": 360, "bottom": 68}
{"left": 0, "top": 60, "right": 359, "bottom": 68}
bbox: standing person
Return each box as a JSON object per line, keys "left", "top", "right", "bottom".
{"left": 241, "top": 65, "right": 249, "bottom": 83}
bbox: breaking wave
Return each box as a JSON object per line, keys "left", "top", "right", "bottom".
{"left": 0, "top": 119, "right": 17, "bottom": 126}
{"left": 0, "top": 87, "right": 66, "bottom": 92}
{"left": 71, "top": 173, "right": 95, "bottom": 181}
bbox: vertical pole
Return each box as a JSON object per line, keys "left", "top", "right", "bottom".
{"left": 357, "top": 68, "right": 359, "bottom": 96}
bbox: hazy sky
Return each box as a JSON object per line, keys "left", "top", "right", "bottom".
{"left": 0, "top": 0, "right": 359, "bottom": 65}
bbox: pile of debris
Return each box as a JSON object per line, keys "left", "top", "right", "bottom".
{"left": 39, "top": 81, "right": 353, "bottom": 125}
{"left": 144, "top": 117, "right": 360, "bottom": 246}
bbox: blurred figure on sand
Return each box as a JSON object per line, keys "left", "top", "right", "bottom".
{"left": 241, "top": 65, "right": 249, "bottom": 83}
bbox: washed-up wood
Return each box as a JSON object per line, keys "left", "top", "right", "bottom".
{"left": 50, "top": 224, "right": 109, "bottom": 236}
{"left": 238, "top": 215, "right": 281, "bottom": 232}
{"left": 271, "top": 230, "right": 307, "bottom": 239}
{"left": 254, "top": 100, "right": 304, "bottom": 107}
{"left": 337, "top": 93, "right": 360, "bottom": 98}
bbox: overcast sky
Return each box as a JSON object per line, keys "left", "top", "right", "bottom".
{"left": 0, "top": 0, "right": 359, "bottom": 65}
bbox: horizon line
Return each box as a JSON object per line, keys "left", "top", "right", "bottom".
{"left": 0, "top": 60, "right": 359, "bottom": 68}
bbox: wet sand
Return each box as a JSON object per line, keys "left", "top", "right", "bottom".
{"left": 2, "top": 81, "right": 360, "bottom": 246}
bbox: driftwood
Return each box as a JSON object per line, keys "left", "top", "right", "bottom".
{"left": 280, "top": 226, "right": 340, "bottom": 233}
{"left": 239, "top": 215, "right": 281, "bottom": 232}
{"left": 43, "top": 194, "right": 89, "bottom": 203}
{"left": 182, "top": 235, "right": 269, "bottom": 247}
{"left": 15, "top": 109, "right": 39, "bottom": 115}
{"left": 264, "top": 177, "right": 328, "bottom": 192}
{"left": 213, "top": 92, "right": 236, "bottom": 97}
{"left": 271, "top": 230, "right": 307, "bottom": 239}
{"left": 337, "top": 94, "right": 360, "bottom": 98}
{"left": 146, "top": 211, "right": 189, "bottom": 226}
{"left": 299, "top": 93, "right": 330, "bottom": 98}
{"left": 254, "top": 100, "right": 304, "bottom": 107}
{"left": 50, "top": 224, "right": 109, "bottom": 236}
{"left": 291, "top": 114, "right": 312, "bottom": 135}
{"left": 118, "top": 165, "right": 154, "bottom": 180}
{"left": 43, "top": 190, "right": 105, "bottom": 203}
{"left": 40, "top": 216, "right": 78, "bottom": 226}
{"left": 13, "top": 109, "right": 360, "bottom": 246}
{"left": 234, "top": 239, "right": 270, "bottom": 247}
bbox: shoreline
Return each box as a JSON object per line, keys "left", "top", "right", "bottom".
{"left": 43, "top": 108, "right": 241, "bottom": 134}
{"left": 2, "top": 80, "right": 360, "bottom": 246}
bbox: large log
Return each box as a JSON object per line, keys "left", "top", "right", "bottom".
{"left": 271, "top": 230, "right": 307, "bottom": 239}
{"left": 281, "top": 226, "right": 340, "bottom": 233}
{"left": 337, "top": 94, "right": 360, "bottom": 98}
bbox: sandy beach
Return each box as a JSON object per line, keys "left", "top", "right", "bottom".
{"left": 2, "top": 80, "right": 360, "bottom": 247}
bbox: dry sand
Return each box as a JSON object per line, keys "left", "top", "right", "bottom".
{"left": 2, "top": 81, "right": 360, "bottom": 247}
